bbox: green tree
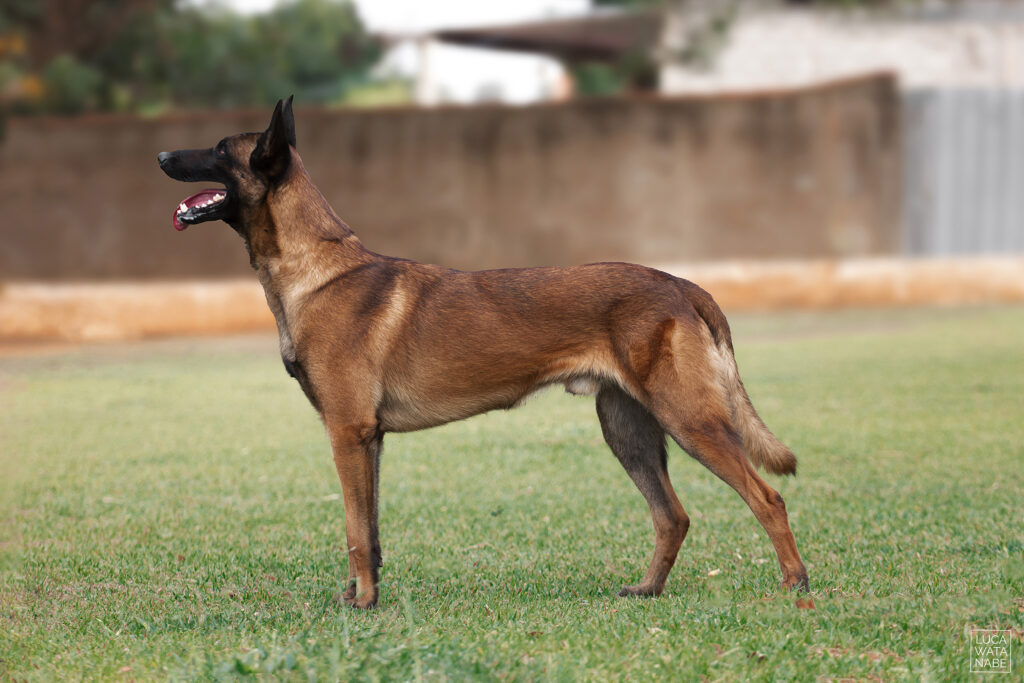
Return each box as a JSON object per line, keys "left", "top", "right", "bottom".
{"left": 0, "top": 0, "right": 380, "bottom": 115}
{"left": 151, "top": 0, "right": 379, "bottom": 110}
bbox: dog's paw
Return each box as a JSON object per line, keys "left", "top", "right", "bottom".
{"left": 337, "top": 579, "right": 358, "bottom": 603}
{"left": 781, "top": 571, "right": 810, "bottom": 593}
{"left": 343, "top": 594, "right": 378, "bottom": 609}
{"left": 334, "top": 583, "right": 378, "bottom": 609}
{"left": 781, "top": 571, "right": 815, "bottom": 608}
{"left": 617, "top": 584, "right": 660, "bottom": 598}
{"left": 795, "top": 596, "right": 816, "bottom": 609}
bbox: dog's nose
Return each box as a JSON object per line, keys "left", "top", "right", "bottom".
{"left": 157, "top": 151, "right": 171, "bottom": 166}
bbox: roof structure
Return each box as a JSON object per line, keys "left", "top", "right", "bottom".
{"left": 433, "top": 9, "right": 663, "bottom": 62}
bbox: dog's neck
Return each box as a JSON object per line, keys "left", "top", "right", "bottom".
{"left": 247, "top": 160, "right": 376, "bottom": 300}
{"left": 245, "top": 161, "right": 378, "bottom": 363}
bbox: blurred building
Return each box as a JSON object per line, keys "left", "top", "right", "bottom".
{"left": 424, "top": 0, "right": 1024, "bottom": 256}
{"left": 365, "top": 1, "right": 588, "bottom": 106}
{"left": 374, "top": 35, "right": 571, "bottom": 106}
{"left": 663, "top": 1, "right": 1024, "bottom": 92}
{"left": 426, "top": 1, "right": 1024, "bottom": 95}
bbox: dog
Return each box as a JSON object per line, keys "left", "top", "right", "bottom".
{"left": 158, "top": 97, "right": 810, "bottom": 609}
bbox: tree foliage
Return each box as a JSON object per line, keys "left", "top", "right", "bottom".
{"left": 0, "top": 0, "right": 380, "bottom": 115}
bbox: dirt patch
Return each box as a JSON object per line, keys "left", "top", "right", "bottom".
{"left": 1, "top": 257, "right": 1022, "bottom": 344}
{"left": 0, "top": 279, "right": 273, "bottom": 343}
{"left": 661, "top": 256, "right": 1024, "bottom": 310}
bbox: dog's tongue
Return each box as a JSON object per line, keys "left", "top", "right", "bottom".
{"left": 172, "top": 189, "right": 223, "bottom": 231}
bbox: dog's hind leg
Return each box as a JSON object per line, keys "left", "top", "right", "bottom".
{"left": 641, "top": 322, "right": 809, "bottom": 594}
{"left": 665, "top": 417, "right": 809, "bottom": 593}
{"left": 597, "top": 385, "right": 689, "bottom": 597}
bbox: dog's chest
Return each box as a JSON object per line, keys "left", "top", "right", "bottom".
{"left": 259, "top": 278, "right": 328, "bottom": 411}
{"left": 256, "top": 270, "right": 297, "bottom": 364}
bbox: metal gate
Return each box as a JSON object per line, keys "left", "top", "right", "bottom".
{"left": 903, "top": 89, "right": 1024, "bottom": 255}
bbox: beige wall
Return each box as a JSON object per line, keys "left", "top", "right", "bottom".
{"left": 662, "top": 9, "right": 1024, "bottom": 93}
{"left": 0, "top": 73, "right": 900, "bottom": 280}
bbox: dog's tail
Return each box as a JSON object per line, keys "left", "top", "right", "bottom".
{"left": 689, "top": 286, "right": 798, "bottom": 476}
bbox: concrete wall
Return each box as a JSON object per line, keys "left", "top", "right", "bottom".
{"left": 0, "top": 73, "right": 900, "bottom": 280}
{"left": 661, "top": 7, "right": 1024, "bottom": 93}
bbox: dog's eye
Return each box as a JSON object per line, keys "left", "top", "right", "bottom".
{"left": 216, "top": 141, "right": 227, "bottom": 156}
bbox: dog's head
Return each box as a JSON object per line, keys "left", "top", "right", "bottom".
{"left": 157, "top": 96, "right": 296, "bottom": 232}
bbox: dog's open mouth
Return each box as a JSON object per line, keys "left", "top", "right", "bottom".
{"left": 172, "top": 189, "right": 229, "bottom": 231}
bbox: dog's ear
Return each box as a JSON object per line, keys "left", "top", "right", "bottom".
{"left": 282, "top": 94, "right": 296, "bottom": 148}
{"left": 250, "top": 98, "right": 295, "bottom": 181}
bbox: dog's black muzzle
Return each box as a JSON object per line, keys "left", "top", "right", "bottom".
{"left": 157, "top": 148, "right": 222, "bottom": 183}
{"left": 158, "top": 148, "right": 235, "bottom": 230}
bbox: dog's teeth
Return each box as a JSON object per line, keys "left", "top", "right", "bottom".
{"left": 213, "top": 194, "right": 223, "bottom": 201}
{"left": 178, "top": 202, "right": 187, "bottom": 213}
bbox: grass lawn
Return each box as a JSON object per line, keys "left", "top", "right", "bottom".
{"left": 1, "top": 306, "right": 1022, "bottom": 681}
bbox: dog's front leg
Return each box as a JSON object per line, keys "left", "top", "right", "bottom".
{"left": 327, "top": 417, "right": 383, "bottom": 609}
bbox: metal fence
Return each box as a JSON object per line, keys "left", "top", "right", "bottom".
{"left": 903, "top": 89, "right": 1024, "bottom": 255}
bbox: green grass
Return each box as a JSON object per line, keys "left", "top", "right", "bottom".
{"left": 2, "top": 306, "right": 1023, "bottom": 681}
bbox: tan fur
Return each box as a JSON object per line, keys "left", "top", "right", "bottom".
{"left": 707, "top": 339, "right": 797, "bottom": 475}
{"left": 158, "top": 100, "right": 812, "bottom": 609}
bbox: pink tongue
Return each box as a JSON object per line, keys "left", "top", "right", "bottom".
{"left": 172, "top": 189, "right": 223, "bottom": 231}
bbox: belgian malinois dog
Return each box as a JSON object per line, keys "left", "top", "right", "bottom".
{"left": 158, "top": 98, "right": 810, "bottom": 609}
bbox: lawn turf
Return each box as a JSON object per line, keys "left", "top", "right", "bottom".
{"left": 1, "top": 306, "right": 1023, "bottom": 681}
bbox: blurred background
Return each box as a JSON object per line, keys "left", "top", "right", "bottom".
{"left": 1, "top": 0, "right": 1023, "bottom": 342}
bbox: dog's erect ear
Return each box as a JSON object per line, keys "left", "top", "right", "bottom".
{"left": 282, "top": 94, "right": 296, "bottom": 148}
{"left": 250, "top": 97, "right": 295, "bottom": 180}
